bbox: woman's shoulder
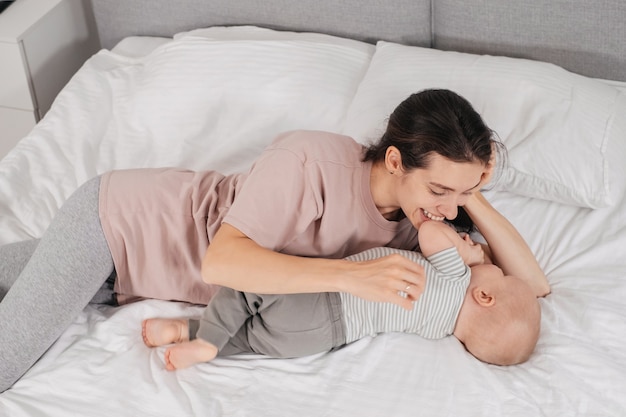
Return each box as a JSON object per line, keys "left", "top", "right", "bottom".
{"left": 268, "top": 130, "right": 364, "bottom": 162}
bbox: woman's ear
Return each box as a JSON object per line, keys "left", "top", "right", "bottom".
{"left": 384, "top": 146, "right": 403, "bottom": 174}
{"left": 472, "top": 287, "right": 496, "bottom": 307}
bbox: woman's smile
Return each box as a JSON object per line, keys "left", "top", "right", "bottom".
{"left": 422, "top": 209, "right": 445, "bottom": 222}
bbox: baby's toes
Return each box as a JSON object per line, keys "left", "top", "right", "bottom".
{"left": 164, "top": 349, "right": 177, "bottom": 371}
{"left": 142, "top": 319, "right": 156, "bottom": 347}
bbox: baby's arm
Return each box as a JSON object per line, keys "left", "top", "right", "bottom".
{"left": 418, "top": 221, "right": 485, "bottom": 266}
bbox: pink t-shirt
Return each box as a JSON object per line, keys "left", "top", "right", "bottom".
{"left": 99, "top": 168, "right": 244, "bottom": 304}
{"left": 99, "top": 130, "right": 418, "bottom": 305}
{"left": 224, "top": 130, "right": 418, "bottom": 257}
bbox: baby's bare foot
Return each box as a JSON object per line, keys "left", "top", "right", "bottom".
{"left": 142, "top": 318, "right": 189, "bottom": 347}
{"left": 165, "top": 339, "right": 218, "bottom": 371}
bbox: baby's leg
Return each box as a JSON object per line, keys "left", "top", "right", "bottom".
{"left": 223, "top": 293, "right": 342, "bottom": 358}
{"left": 193, "top": 287, "right": 257, "bottom": 352}
{"left": 142, "top": 318, "right": 189, "bottom": 347}
{"left": 164, "top": 339, "right": 218, "bottom": 371}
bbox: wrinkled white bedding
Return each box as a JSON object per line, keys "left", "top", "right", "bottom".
{"left": 1, "top": 27, "right": 626, "bottom": 417}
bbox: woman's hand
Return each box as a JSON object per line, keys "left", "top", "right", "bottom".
{"left": 340, "top": 253, "right": 426, "bottom": 310}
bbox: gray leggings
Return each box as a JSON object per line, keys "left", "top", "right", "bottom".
{"left": 0, "top": 176, "right": 115, "bottom": 392}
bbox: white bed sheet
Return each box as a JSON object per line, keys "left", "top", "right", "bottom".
{"left": 1, "top": 32, "right": 626, "bottom": 417}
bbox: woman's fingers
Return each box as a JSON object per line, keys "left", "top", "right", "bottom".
{"left": 402, "top": 283, "right": 423, "bottom": 304}
{"left": 392, "top": 292, "right": 415, "bottom": 311}
{"left": 350, "top": 253, "right": 426, "bottom": 310}
{"left": 390, "top": 284, "right": 423, "bottom": 310}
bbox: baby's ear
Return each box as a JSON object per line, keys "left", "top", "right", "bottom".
{"left": 472, "top": 288, "right": 495, "bottom": 307}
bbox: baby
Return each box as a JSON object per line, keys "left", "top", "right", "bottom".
{"left": 142, "top": 220, "right": 541, "bottom": 368}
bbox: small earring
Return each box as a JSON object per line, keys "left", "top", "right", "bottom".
{"left": 389, "top": 171, "right": 394, "bottom": 175}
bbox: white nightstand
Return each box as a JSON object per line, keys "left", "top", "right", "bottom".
{"left": 0, "top": 0, "right": 100, "bottom": 159}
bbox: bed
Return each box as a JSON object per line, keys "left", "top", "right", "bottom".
{"left": 1, "top": 0, "right": 626, "bottom": 415}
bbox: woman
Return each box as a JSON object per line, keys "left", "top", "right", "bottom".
{"left": 0, "top": 89, "right": 550, "bottom": 392}
{"left": 202, "top": 89, "right": 549, "bottom": 305}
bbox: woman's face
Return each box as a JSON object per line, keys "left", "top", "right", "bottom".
{"left": 396, "top": 153, "right": 486, "bottom": 229}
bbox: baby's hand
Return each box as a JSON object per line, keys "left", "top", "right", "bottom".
{"left": 462, "top": 234, "right": 485, "bottom": 266}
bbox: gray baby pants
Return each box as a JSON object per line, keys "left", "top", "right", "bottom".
{"left": 0, "top": 176, "right": 115, "bottom": 392}
{"left": 190, "top": 288, "right": 346, "bottom": 358}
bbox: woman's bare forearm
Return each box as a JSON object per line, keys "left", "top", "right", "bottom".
{"left": 463, "top": 192, "right": 551, "bottom": 297}
{"left": 202, "top": 223, "right": 426, "bottom": 310}
{"left": 202, "top": 223, "right": 350, "bottom": 294}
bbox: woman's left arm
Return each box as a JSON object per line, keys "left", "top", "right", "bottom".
{"left": 463, "top": 191, "right": 551, "bottom": 297}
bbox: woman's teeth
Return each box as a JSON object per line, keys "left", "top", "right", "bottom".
{"left": 423, "top": 209, "right": 444, "bottom": 221}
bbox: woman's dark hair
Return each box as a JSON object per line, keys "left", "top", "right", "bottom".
{"left": 363, "top": 89, "right": 505, "bottom": 232}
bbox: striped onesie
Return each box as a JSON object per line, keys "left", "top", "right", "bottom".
{"left": 340, "top": 247, "right": 470, "bottom": 343}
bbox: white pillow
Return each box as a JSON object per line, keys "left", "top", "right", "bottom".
{"left": 110, "top": 25, "right": 374, "bottom": 59}
{"left": 175, "top": 25, "right": 375, "bottom": 51}
{"left": 342, "top": 41, "right": 623, "bottom": 208}
{"left": 103, "top": 34, "right": 373, "bottom": 175}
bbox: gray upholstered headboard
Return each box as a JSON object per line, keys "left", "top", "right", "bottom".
{"left": 89, "top": 0, "right": 626, "bottom": 82}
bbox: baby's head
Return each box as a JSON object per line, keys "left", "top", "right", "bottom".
{"left": 453, "top": 264, "right": 541, "bottom": 366}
